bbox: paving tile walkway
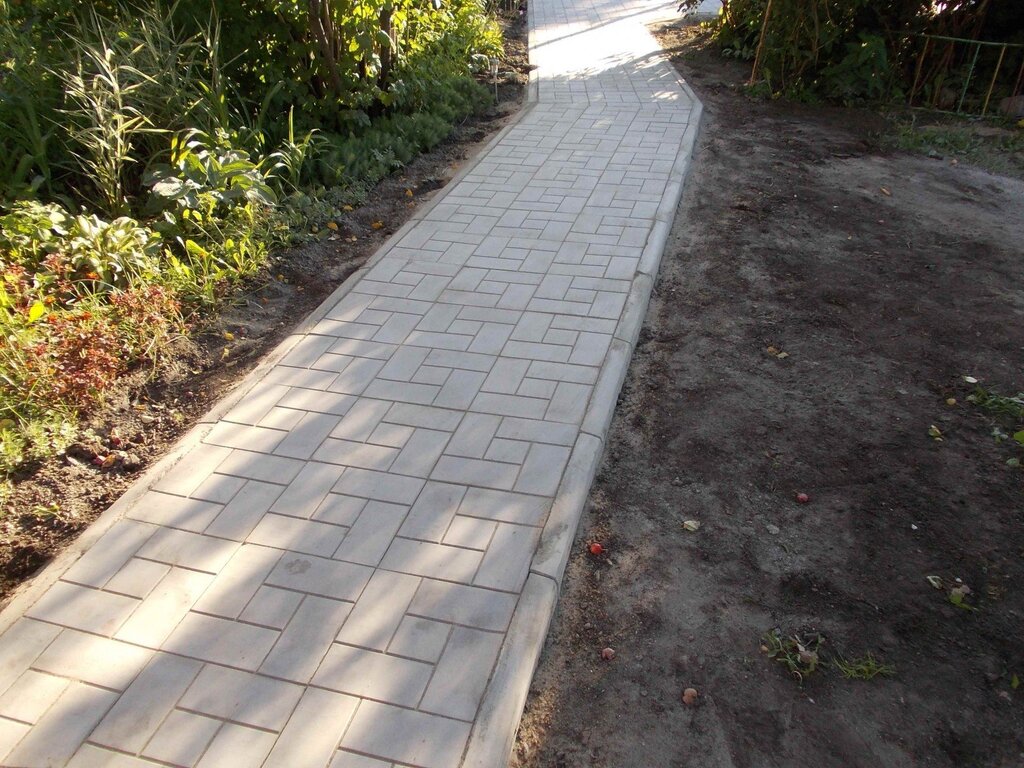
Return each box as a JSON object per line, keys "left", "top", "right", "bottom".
{"left": 0, "top": 0, "right": 700, "bottom": 765}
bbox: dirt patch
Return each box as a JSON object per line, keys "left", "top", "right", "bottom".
{"left": 0, "top": 6, "right": 530, "bottom": 605}
{"left": 513, "top": 23, "right": 1024, "bottom": 768}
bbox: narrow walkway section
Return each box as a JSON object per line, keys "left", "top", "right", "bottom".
{"left": 0, "top": 0, "right": 700, "bottom": 765}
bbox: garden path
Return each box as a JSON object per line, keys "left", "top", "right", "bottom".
{"left": 0, "top": 0, "right": 700, "bottom": 764}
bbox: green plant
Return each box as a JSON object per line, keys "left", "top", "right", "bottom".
{"left": 145, "top": 132, "right": 277, "bottom": 212}
{"left": 761, "top": 629, "right": 824, "bottom": 682}
{"left": 833, "top": 653, "right": 896, "bottom": 680}
{"left": 267, "top": 109, "right": 327, "bottom": 194}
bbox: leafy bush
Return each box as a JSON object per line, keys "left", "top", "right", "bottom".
{"left": 711, "top": 0, "right": 1021, "bottom": 104}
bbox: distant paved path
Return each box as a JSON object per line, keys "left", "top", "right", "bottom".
{"left": 0, "top": 0, "right": 700, "bottom": 765}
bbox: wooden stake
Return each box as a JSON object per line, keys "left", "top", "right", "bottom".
{"left": 749, "top": 0, "right": 775, "bottom": 87}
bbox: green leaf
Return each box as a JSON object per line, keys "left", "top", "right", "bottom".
{"left": 1012, "top": 431, "right": 1024, "bottom": 447}
{"left": 1012, "top": 674, "right": 1020, "bottom": 690}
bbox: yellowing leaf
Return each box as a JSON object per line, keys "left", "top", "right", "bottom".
{"left": 222, "top": 331, "right": 235, "bottom": 341}
{"left": 928, "top": 425, "right": 943, "bottom": 441}
{"left": 683, "top": 520, "right": 701, "bottom": 532}
{"left": 342, "top": 204, "right": 354, "bottom": 212}
{"left": 371, "top": 221, "right": 384, "bottom": 230}
{"left": 880, "top": 186, "right": 892, "bottom": 197}
{"left": 327, "top": 221, "right": 339, "bottom": 231}
{"left": 405, "top": 188, "right": 413, "bottom": 197}
{"left": 27, "top": 301, "right": 45, "bottom": 323}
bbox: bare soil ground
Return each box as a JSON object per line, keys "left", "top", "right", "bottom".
{"left": 513, "top": 23, "right": 1024, "bottom": 768}
{"left": 0, "top": 8, "right": 530, "bottom": 605}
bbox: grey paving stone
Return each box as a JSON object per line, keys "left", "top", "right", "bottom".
{"left": 62, "top": 519, "right": 157, "bottom": 589}
{"left": 515, "top": 442, "right": 572, "bottom": 496}
{"left": 26, "top": 581, "right": 139, "bottom": 636}
{"left": 331, "top": 398, "right": 392, "bottom": 441}
{"left": 332, "top": 500, "right": 409, "bottom": 566}
{"left": 266, "top": 552, "right": 372, "bottom": 602}
{"left": 4, "top": 681, "right": 117, "bottom": 768}
{"left": 389, "top": 427, "right": 450, "bottom": 477}
{"left": 497, "top": 415, "right": 578, "bottom": 446}
{"left": 408, "top": 579, "right": 517, "bottom": 632}
{"left": 277, "top": 387, "right": 357, "bottom": 416}
{"left": 162, "top": 612, "right": 279, "bottom": 670}
{"left": 335, "top": 569, "right": 420, "bottom": 651}
{"left": 443, "top": 515, "right": 498, "bottom": 550}
{"left": 329, "top": 752, "right": 393, "bottom": 768}
{"left": 196, "top": 722, "right": 278, "bottom": 768}
{"left": 387, "top": 616, "right": 451, "bottom": 663}
{"left": 114, "top": 567, "right": 214, "bottom": 648}
{"left": 431, "top": 455, "right": 519, "bottom": 491}
{"left": 178, "top": 664, "right": 303, "bottom": 730}
{"left": 0, "top": 717, "right": 29, "bottom": 763}
{"left": 313, "top": 437, "right": 399, "bottom": 470}
{"left": 271, "top": 462, "right": 345, "bottom": 519}
{"left": 340, "top": 700, "right": 471, "bottom": 768}
{"left": 274, "top": 411, "right": 343, "bottom": 459}
{"left": 263, "top": 688, "right": 359, "bottom": 768}
{"left": 381, "top": 538, "right": 483, "bottom": 583}
{"left": 190, "top": 473, "right": 247, "bottom": 504}
{"left": 141, "top": 709, "right": 221, "bottom": 766}
{"left": 151, "top": 444, "right": 233, "bottom": 498}
{"left": 137, "top": 527, "right": 240, "bottom": 573}
{"left": 0, "top": 670, "right": 68, "bottom": 724}
{"left": 66, "top": 745, "right": 161, "bottom": 768}
{"left": 89, "top": 653, "right": 202, "bottom": 753}
{"left": 247, "top": 513, "right": 346, "bottom": 557}
{"left": 434, "top": 369, "right": 488, "bottom": 410}
{"left": 485, "top": 438, "right": 531, "bottom": 465}
{"left": 545, "top": 381, "right": 592, "bottom": 424}
{"left": 204, "top": 420, "right": 285, "bottom": 454}
{"left": 260, "top": 595, "right": 352, "bottom": 683}
{"left": 192, "top": 543, "right": 281, "bottom": 619}
{"left": 474, "top": 522, "right": 541, "bottom": 592}
{"left": 420, "top": 626, "right": 504, "bottom": 721}
{"left": 238, "top": 586, "right": 303, "bottom": 629}
{"left": 215, "top": 449, "right": 305, "bottom": 484}
{"left": 333, "top": 467, "right": 424, "bottom": 505}
{"left": 204, "top": 479, "right": 284, "bottom": 541}
{"left": 367, "top": 422, "right": 415, "bottom": 447}
{"left": 312, "top": 644, "right": 432, "bottom": 707}
{"left": 396, "top": 482, "right": 466, "bottom": 544}
{"left": 313, "top": 493, "right": 367, "bottom": 527}
{"left": 458, "top": 487, "right": 551, "bottom": 526}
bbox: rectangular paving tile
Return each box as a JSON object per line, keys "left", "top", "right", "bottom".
{"left": 178, "top": 663, "right": 304, "bottom": 730}
{"left": 90, "top": 653, "right": 203, "bottom": 753}
{"left": 26, "top": 581, "right": 139, "bottom": 636}
{"left": 5, "top": 682, "right": 117, "bottom": 768}
{"left": 312, "top": 645, "right": 432, "bottom": 707}
{"left": 162, "top": 613, "right": 279, "bottom": 670}
{"left": 340, "top": 700, "right": 471, "bottom": 768}
{"left": 263, "top": 688, "right": 359, "bottom": 768}
{"left": 259, "top": 596, "right": 352, "bottom": 683}
{"left": 266, "top": 552, "right": 373, "bottom": 602}
{"left": 32, "top": 629, "right": 151, "bottom": 690}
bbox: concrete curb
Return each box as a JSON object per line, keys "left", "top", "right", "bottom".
{"left": 461, "top": 574, "right": 557, "bottom": 767}
{"left": 0, "top": 78, "right": 540, "bottom": 637}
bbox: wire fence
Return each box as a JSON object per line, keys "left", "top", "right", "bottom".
{"left": 903, "top": 33, "right": 1024, "bottom": 117}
